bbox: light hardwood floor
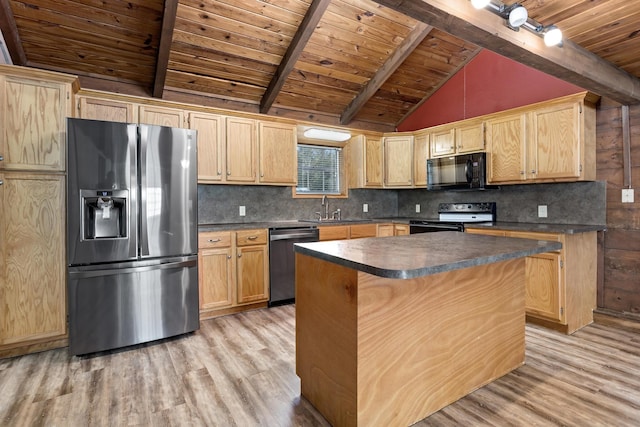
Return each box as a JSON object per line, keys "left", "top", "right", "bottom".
{"left": 1, "top": 306, "right": 639, "bottom": 426}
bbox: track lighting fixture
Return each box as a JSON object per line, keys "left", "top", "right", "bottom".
{"left": 470, "top": 0, "right": 563, "bottom": 47}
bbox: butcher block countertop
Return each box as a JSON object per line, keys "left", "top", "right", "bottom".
{"left": 294, "top": 231, "right": 562, "bottom": 280}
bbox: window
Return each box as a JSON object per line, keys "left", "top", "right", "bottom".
{"left": 296, "top": 144, "right": 344, "bottom": 195}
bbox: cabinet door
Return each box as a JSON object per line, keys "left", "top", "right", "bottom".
{"left": 236, "top": 245, "right": 269, "bottom": 304}
{"left": 394, "top": 224, "right": 409, "bottom": 236}
{"left": 486, "top": 112, "right": 527, "bottom": 183}
{"left": 384, "top": 135, "right": 413, "bottom": 187}
{"left": 199, "top": 247, "right": 234, "bottom": 311}
{"left": 456, "top": 121, "right": 484, "bottom": 153}
{"left": 530, "top": 102, "right": 581, "bottom": 180}
{"left": 139, "top": 105, "right": 185, "bottom": 128}
{"left": 413, "top": 130, "right": 429, "bottom": 187}
{"left": 77, "top": 96, "right": 136, "bottom": 122}
{"left": 258, "top": 121, "right": 297, "bottom": 185}
{"left": 365, "top": 136, "right": 383, "bottom": 187}
{"left": 226, "top": 117, "right": 257, "bottom": 182}
{"left": 190, "top": 112, "right": 225, "bottom": 183}
{"left": 0, "top": 75, "right": 70, "bottom": 172}
{"left": 377, "top": 224, "right": 394, "bottom": 237}
{"left": 430, "top": 126, "right": 456, "bottom": 157}
{"left": 525, "top": 252, "right": 565, "bottom": 323}
{"left": 0, "top": 173, "right": 66, "bottom": 345}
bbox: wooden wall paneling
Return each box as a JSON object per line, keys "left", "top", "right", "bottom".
{"left": 596, "top": 97, "right": 640, "bottom": 317}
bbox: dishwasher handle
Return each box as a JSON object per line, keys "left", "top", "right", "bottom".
{"left": 269, "top": 230, "right": 319, "bottom": 242}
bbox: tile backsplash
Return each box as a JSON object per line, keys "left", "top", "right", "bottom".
{"left": 198, "top": 180, "right": 606, "bottom": 226}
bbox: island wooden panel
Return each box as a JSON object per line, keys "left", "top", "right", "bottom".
{"left": 296, "top": 253, "right": 526, "bottom": 427}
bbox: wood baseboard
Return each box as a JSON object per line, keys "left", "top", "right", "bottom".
{"left": 200, "top": 302, "right": 268, "bottom": 321}
{"left": 593, "top": 309, "right": 640, "bottom": 332}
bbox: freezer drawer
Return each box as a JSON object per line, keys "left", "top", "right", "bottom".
{"left": 68, "top": 257, "right": 199, "bottom": 356}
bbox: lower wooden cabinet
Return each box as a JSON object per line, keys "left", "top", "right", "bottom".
{"left": 198, "top": 229, "right": 269, "bottom": 319}
{"left": 0, "top": 173, "right": 67, "bottom": 356}
{"left": 466, "top": 227, "right": 596, "bottom": 333}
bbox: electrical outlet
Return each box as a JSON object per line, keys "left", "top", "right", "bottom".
{"left": 363, "top": 203, "right": 369, "bottom": 213}
{"left": 415, "top": 204, "right": 421, "bottom": 213}
{"left": 538, "top": 205, "right": 548, "bottom": 218}
{"left": 239, "top": 205, "right": 246, "bottom": 216}
{"left": 622, "top": 188, "right": 635, "bottom": 203}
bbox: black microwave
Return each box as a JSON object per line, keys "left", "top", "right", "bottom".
{"left": 427, "top": 152, "right": 487, "bottom": 190}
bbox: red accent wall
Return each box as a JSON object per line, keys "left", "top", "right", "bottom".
{"left": 397, "top": 50, "right": 584, "bottom": 131}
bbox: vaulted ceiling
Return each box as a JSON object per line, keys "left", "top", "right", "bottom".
{"left": 2, "top": 0, "right": 640, "bottom": 132}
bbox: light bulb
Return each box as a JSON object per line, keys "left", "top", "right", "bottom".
{"left": 544, "top": 26, "right": 563, "bottom": 46}
{"left": 508, "top": 6, "right": 528, "bottom": 28}
{"left": 471, "top": 0, "right": 490, "bottom": 9}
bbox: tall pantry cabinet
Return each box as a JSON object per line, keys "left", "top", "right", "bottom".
{"left": 0, "top": 65, "right": 78, "bottom": 357}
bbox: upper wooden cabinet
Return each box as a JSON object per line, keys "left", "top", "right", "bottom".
{"left": 413, "top": 130, "right": 429, "bottom": 187}
{"left": 486, "top": 112, "right": 527, "bottom": 183}
{"left": 76, "top": 95, "right": 137, "bottom": 123}
{"left": 347, "top": 134, "right": 383, "bottom": 188}
{"left": 383, "top": 134, "right": 414, "bottom": 188}
{"left": 456, "top": 119, "right": 485, "bottom": 153}
{"left": 429, "top": 124, "right": 456, "bottom": 157}
{"left": 226, "top": 117, "right": 257, "bottom": 183}
{"left": 487, "top": 92, "right": 597, "bottom": 184}
{"left": 0, "top": 67, "right": 77, "bottom": 172}
{"left": 430, "top": 118, "right": 485, "bottom": 158}
{"left": 258, "top": 121, "right": 297, "bottom": 185}
{"left": 189, "top": 112, "right": 225, "bottom": 183}
{"left": 139, "top": 104, "right": 186, "bottom": 128}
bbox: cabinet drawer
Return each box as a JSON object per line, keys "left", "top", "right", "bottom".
{"left": 199, "top": 231, "right": 232, "bottom": 249}
{"left": 350, "top": 224, "right": 377, "bottom": 239}
{"left": 236, "top": 229, "right": 268, "bottom": 246}
{"left": 319, "top": 225, "right": 350, "bottom": 241}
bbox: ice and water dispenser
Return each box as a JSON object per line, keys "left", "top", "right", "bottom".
{"left": 80, "top": 189, "right": 128, "bottom": 240}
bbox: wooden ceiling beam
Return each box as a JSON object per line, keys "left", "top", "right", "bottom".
{"left": 260, "top": 0, "right": 331, "bottom": 114}
{"left": 340, "top": 22, "right": 434, "bottom": 126}
{"left": 371, "top": 0, "right": 640, "bottom": 105}
{"left": 153, "top": 0, "right": 179, "bottom": 98}
{"left": 0, "top": 2, "right": 26, "bottom": 65}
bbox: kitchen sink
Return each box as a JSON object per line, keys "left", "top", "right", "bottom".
{"left": 298, "top": 219, "right": 373, "bottom": 224}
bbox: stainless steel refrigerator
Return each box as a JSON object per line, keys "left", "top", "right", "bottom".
{"left": 66, "top": 118, "right": 199, "bottom": 356}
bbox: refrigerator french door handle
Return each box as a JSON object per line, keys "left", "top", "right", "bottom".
{"left": 139, "top": 124, "right": 150, "bottom": 257}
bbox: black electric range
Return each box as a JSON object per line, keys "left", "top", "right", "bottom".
{"left": 409, "top": 202, "right": 496, "bottom": 234}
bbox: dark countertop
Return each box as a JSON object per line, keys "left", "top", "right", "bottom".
{"left": 465, "top": 221, "right": 606, "bottom": 234}
{"left": 294, "top": 231, "right": 562, "bottom": 279}
{"left": 198, "top": 219, "right": 407, "bottom": 231}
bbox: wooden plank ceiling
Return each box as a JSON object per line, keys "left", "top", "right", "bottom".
{"left": 2, "top": 0, "right": 640, "bottom": 131}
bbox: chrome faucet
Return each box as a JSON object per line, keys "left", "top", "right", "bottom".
{"left": 322, "top": 195, "right": 329, "bottom": 220}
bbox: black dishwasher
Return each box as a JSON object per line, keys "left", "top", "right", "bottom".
{"left": 268, "top": 226, "right": 319, "bottom": 307}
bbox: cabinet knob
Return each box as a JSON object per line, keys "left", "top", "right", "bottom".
{"left": 531, "top": 170, "right": 536, "bottom": 174}
{"left": 0, "top": 155, "right": 3, "bottom": 161}
{"left": 238, "top": 253, "right": 242, "bottom": 258}
{"left": 217, "top": 170, "right": 222, "bottom": 175}
{"left": 227, "top": 171, "right": 231, "bottom": 176}
{"left": 520, "top": 171, "right": 525, "bottom": 175}
{"left": 227, "top": 255, "right": 231, "bottom": 260}
{"left": 0, "top": 179, "right": 3, "bottom": 186}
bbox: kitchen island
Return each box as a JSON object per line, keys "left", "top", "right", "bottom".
{"left": 294, "top": 232, "right": 562, "bottom": 427}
